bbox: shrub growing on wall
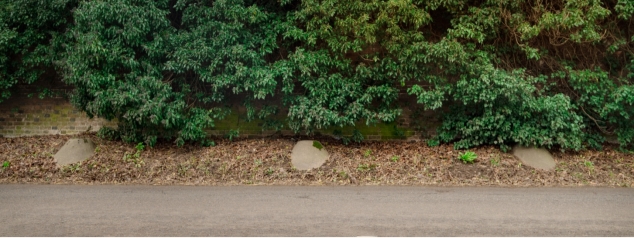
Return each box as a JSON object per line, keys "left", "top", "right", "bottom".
{"left": 288, "top": 0, "right": 634, "bottom": 150}
{"left": 0, "top": 0, "right": 77, "bottom": 102}
{"left": 64, "top": 0, "right": 297, "bottom": 146}
{"left": 3, "top": 0, "right": 633, "bottom": 150}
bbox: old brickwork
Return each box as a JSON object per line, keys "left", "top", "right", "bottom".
{"left": 0, "top": 83, "right": 441, "bottom": 140}
{"left": 0, "top": 96, "right": 116, "bottom": 138}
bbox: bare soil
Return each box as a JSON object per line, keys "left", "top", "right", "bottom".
{"left": 1, "top": 134, "right": 633, "bottom": 187}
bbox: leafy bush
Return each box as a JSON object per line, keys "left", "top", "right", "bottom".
{"left": 63, "top": 0, "right": 289, "bottom": 146}
{"left": 555, "top": 67, "right": 634, "bottom": 150}
{"left": 0, "top": 0, "right": 77, "bottom": 102}
{"left": 0, "top": 0, "right": 632, "bottom": 150}
{"left": 435, "top": 67, "right": 585, "bottom": 151}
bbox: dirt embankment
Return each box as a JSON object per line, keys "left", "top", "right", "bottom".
{"left": 1, "top": 134, "right": 633, "bottom": 186}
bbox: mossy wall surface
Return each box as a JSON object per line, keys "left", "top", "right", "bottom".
{"left": 0, "top": 97, "right": 441, "bottom": 141}
{"left": 207, "top": 105, "right": 441, "bottom": 141}
{"left": 0, "top": 97, "right": 116, "bottom": 138}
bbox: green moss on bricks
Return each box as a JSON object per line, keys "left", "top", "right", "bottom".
{"left": 212, "top": 110, "right": 268, "bottom": 131}
{"left": 318, "top": 121, "right": 392, "bottom": 137}
{"left": 238, "top": 119, "right": 264, "bottom": 131}
{"left": 205, "top": 109, "right": 426, "bottom": 141}
{"left": 377, "top": 122, "right": 397, "bottom": 138}
{"left": 213, "top": 112, "right": 240, "bottom": 129}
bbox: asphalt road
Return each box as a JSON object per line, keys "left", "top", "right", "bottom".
{"left": 1, "top": 185, "right": 633, "bottom": 236}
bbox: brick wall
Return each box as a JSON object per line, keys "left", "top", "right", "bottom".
{"left": 0, "top": 96, "right": 116, "bottom": 138}
{"left": 0, "top": 94, "right": 441, "bottom": 141}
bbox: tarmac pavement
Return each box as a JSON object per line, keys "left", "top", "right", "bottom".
{"left": 1, "top": 185, "right": 633, "bottom": 236}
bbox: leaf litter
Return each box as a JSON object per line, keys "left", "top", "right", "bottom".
{"left": 0, "top": 134, "right": 633, "bottom": 187}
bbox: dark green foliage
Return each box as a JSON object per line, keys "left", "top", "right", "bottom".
{"left": 0, "top": 0, "right": 77, "bottom": 102}
{"left": 392, "top": 125, "right": 405, "bottom": 139}
{"left": 1, "top": 0, "right": 633, "bottom": 150}
{"left": 64, "top": 0, "right": 288, "bottom": 146}
{"left": 226, "top": 129, "right": 239, "bottom": 141}
{"left": 556, "top": 67, "right": 634, "bottom": 149}
{"left": 351, "top": 129, "right": 365, "bottom": 144}
{"left": 97, "top": 127, "right": 120, "bottom": 141}
{"left": 64, "top": 0, "right": 185, "bottom": 146}
{"left": 435, "top": 67, "right": 585, "bottom": 150}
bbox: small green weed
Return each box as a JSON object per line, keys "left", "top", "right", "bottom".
{"left": 363, "top": 149, "right": 372, "bottom": 157}
{"left": 2, "top": 161, "right": 9, "bottom": 169}
{"left": 226, "top": 129, "right": 240, "bottom": 141}
{"left": 87, "top": 162, "right": 99, "bottom": 170}
{"left": 458, "top": 151, "right": 477, "bottom": 164}
{"left": 135, "top": 142, "right": 145, "bottom": 151}
{"left": 574, "top": 172, "right": 584, "bottom": 179}
{"left": 64, "top": 162, "right": 82, "bottom": 173}
{"left": 265, "top": 168, "right": 274, "bottom": 176}
{"left": 357, "top": 163, "right": 378, "bottom": 172}
{"left": 341, "top": 137, "right": 351, "bottom": 145}
{"left": 500, "top": 145, "right": 511, "bottom": 153}
{"left": 337, "top": 129, "right": 364, "bottom": 145}
{"left": 201, "top": 139, "right": 216, "bottom": 147}
{"left": 582, "top": 160, "right": 595, "bottom": 173}
{"left": 177, "top": 163, "right": 190, "bottom": 176}
{"left": 351, "top": 129, "right": 364, "bottom": 143}
{"left": 390, "top": 156, "right": 399, "bottom": 162}
{"left": 123, "top": 142, "right": 145, "bottom": 168}
{"left": 427, "top": 139, "right": 440, "bottom": 147}
{"left": 490, "top": 156, "right": 500, "bottom": 166}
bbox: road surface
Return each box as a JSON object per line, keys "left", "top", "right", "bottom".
{"left": 1, "top": 185, "right": 633, "bottom": 236}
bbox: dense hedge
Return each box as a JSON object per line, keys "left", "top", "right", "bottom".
{"left": 1, "top": 0, "right": 633, "bottom": 150}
